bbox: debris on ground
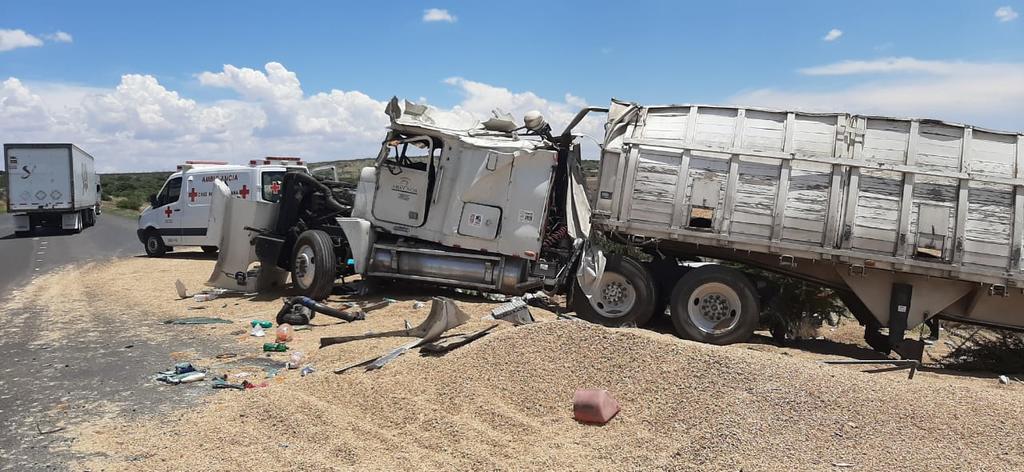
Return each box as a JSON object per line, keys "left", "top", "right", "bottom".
{"left": 275, "top": 296, "right": 366, "bottom": 325}
{"left": 263, "top": 342, "right": 288, "bottom": 352}
{"left": 211, "top": 379, "right": 245, "bottom": 390}
{"left": 162, "top": 316, "right": 233, "bottom": 325}
{"left": 489, "top": 298, "right": 534, "bottom": 326}
{"left": 249, "top": 325, "right": 265, "bottom": 337}
{"left": 250, "top": 320, "right": 273, "bottom": 329}
{"left": 330, "top": 297, "right": 471, "bottom": 373}
{"left": 275, "top": 324, "right": 293, "bottom": 342}
{"left": 572, "top": 388, "right": 620, "bottom": 425}
{"left": 421, "top": 323, "right": 499, "bottom": 354}
{"left": 300, "top": 365, "right": 315, "bottom": 377}
{"left": 999, "top": 375, "right": 1011, "bottom": 385}
{"left": 174, "top": 279, "right": 188, "bottom": 299}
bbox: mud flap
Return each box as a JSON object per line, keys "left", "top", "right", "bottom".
{"left": 575, "top": 243, "right": 606, "bottom": 302}
{"left": 206, "top": 180, "right": 288, "bottom": 291}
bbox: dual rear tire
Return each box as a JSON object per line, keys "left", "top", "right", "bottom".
{"left": 573, "top": 257, "right": 759, "bottom": 345}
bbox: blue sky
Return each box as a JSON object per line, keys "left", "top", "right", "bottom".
{"left": 1, "top": 1, "right": 1022, "bottom": 171}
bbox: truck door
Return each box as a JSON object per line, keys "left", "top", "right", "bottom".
{"left": 153, "top": 176, "right": 183, "bottom": 244}
{"left": 372, "top": 136, "right": 437, "bottom": 227}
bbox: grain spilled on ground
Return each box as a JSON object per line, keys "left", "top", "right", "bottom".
{"left": 72, "top": 322, "right": 1024, "bottom": 471}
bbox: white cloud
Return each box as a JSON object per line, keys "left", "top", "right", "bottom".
{"left": 995, "top": 6, "right": 1019, "bottom": 22}
{"left": 423, "top": 8, "right": 456, "bottom": 23}
{"left": 822, "top": 29, "right": 843, "bottom": 42}
{"left": 731, "top": 57, "right": 1024, "bottom": 132}
{"left": 0, "top": 63, "right": 595, "bottom": 171}
{"left": 0, "top": 29, "right": 44, "bottom": 52}
{"left": 45, "top": 31, "right": 73, "bottom": 43}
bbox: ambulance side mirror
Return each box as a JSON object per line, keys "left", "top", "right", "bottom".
{"left": 149, "top": 193, "right": 158, "bottom": 207}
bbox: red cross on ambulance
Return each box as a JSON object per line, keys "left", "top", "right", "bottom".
{"left": 188, "top": 187, "right": 198, "bottom": 202}
{"left": 238, "top": 184, "right": 250, "bottom": 199}
{"left": 164, "top": 206, "right": 173, "bottom": 218}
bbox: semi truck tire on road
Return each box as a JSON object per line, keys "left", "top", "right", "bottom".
{"left": 291, "top": 230, "right": 336, "bottom": 301}
{"left": 144, "top": 231, "right": 167, "bottom": 257}
{"left": 572, "top": 255, "right": 657, "bottom": 327}
{"left": 669, "top": 265, "right": 759, "bottom": 345}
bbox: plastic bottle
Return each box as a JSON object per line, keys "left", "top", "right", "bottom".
{"left": 250, "top": 325, "right": 265, "bottom": 337}
{"left": 263, "top": 342, "right": 288, "bottom": 352}
{"left": 287, "top": 351, "right": 304, "bottom": 369}
{"left": 275, "top": 323, "right": 293, "bottom": 342}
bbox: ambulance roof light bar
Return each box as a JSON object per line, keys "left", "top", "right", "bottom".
{"left": 177, "top": 160, "right": 228, "bottom": 171}
{"left": 250, "top": 156, "right": 305, "bottom": 167}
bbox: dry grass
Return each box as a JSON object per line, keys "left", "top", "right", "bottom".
{"left": 9, "top": 254, "right": 1024, "bottom": 471}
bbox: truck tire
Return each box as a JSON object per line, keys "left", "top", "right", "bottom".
{"left": 144, "top": 231, "right": 167, "bottom": 257}
{"left": 669, "top": 265, "right": 759, "bottom": 345}
{"left": 201, "top": 246, "right": 218, "bottom": 254}
{"left": 571, "top": 255, "right": 657, "bottom": 327}
{"left": 291, "top": 230, "right": 336, "bottom": 301}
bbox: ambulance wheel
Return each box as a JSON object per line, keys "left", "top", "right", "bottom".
{"left": 201, "top": 246, "right": 218, "bottom": 254}
{"left": 291, "top": 230, "right": 336, "bottom": 301}
{"left": 144, "top": 231, "right": 167, "bottom": 257}
{"left": 570, "top": 255, "right": 657, "bottom": 327}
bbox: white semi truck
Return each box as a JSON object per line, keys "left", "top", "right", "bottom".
{"left": 4, "top": 143, "right": 101, "bottom": 236}
{"left": 215, "top": 98, "right": 1024, "bottom": 355}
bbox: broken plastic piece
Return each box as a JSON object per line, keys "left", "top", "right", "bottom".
{"left": 490, "top": 298, "right": 534, "bottom": 326}
{"left": 175, "top": 279, "right": 188, "bottom": 299}
{"left": 573, "top": 389, "right": 620, "bottom": 425}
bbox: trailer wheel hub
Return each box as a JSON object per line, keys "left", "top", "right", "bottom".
{"left": 688, "top": 282, "right": 742, "bottom": 335}
{"left": 591, "top": 272, "right": 637, "bottom": 318}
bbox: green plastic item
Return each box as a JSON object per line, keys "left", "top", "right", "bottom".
{"left": 263, "top": 342, "right": 288, "bottom": 352}
{"left": 250, "top": 320, "right": 273, "bottom": 329}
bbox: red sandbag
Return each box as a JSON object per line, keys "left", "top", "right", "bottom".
{"left": 573, "top": 389, "right": 620, "bottom": 425}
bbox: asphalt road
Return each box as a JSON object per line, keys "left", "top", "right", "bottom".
{"left": 0, "top": 212, "right": 142, "bottom": 296}
{"left": 0, "top": 211, "right": 221, "bottom": 471}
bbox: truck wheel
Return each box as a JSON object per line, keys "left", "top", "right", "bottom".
{"left": 201, "top": 246, "right": 218, "bottom": 254}
{"left": 144, "top": 231, "right": 167, "bottom": 257}
{"left": 291, "top": 230, "right": 336, "bottom": 301}
{"left": 669, "top": 265, "right": 759, "bottom": 345}
{"left": 571, "top": 255, "right": 657, "bottom": 327}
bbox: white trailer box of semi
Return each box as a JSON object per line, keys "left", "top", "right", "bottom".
{"left": 4, "top": 143, "right": 101, "bottom": 235}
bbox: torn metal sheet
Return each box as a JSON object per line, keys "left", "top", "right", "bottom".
{"left": 332, "top": 297, "right": 471, "bottom": 373}
{"left": 205, "top": 179, "right": 289, "bottom": 292}
{"left": 321, "top": 296, "right": 470, "bottom": 348}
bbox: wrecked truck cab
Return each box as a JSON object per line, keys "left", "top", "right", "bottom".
{"left": 213, "top": 97, "right": 601, "bottom": 303}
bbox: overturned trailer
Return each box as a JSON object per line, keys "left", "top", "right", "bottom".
{"left": 213, "top": 97, "right": 1024, "bottom": 353}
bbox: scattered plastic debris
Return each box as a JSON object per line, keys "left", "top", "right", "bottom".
{"left": 300, "top": 365, "right": 315, "bottom": 377}
{"left": 573, "top": 389, "right": 620, "bottom": 425}
{"left": 250, "top": 326, "right": 266, "bottom": 337}
{"left": 287, "top": 351, "right": 304, "bottom": 369}
{"left": 163, "top": 317, "right": 232, "bottom": 325}
{"left": 412, "top": 301, "right": 427, "bottom": 309}
{"left": 263, "top": 342, "right": 288, "bottom": 352}
{"left": 242, "top": 380, "right": 269, "bottom": 389}
{"left": 275, "top": 324, "right": 293, "bottom": 342}
{"left": 999, "top": 375, "right": 1011, "bottom": 385}
{"left": 212, "top": 379, "right": 245, "bottom": 390}
{"left": 175, "top": 279, "right": 188, "bottom": 299}
{"left": 489, "top": 298, "right": 534, "bottom": 326}
{"left": 250, "top": 320, "right": 273, "bottom": 329}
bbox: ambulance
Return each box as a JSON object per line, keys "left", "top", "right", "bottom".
{"left": 137, "top": 157, "right": 308, "bottom": 256}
